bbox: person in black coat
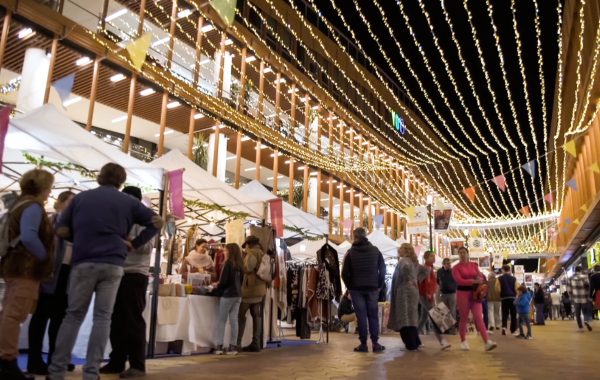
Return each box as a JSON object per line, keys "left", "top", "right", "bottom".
{"left": 338, "top": 291, "right": 356, "bottom": 323}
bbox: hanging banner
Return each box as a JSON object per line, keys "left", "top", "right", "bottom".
{"left": 492, "top": 253, "right": 504, "bottom": 267}
{"left": 340, "top": 218, "right": 354, "bottom": 233}
{"left": 433, "top": 204, "right": 454, "bottom": 233}
{"left": 407, "top": 206, "right": 428, "bottom": 235}
{"left": 514, "top": 265, "right": 525, "bottom": 274}
{"left": 468, "top": 237, "right": 485, "bottom": 256}
{"left": 0, "top": 105, "right": 14, "bottom": 173}
{"left": 168, "top": 170, "right": 184, "bottom": 219}
{"left": 268, "top": 198, "right": 283, "bottom": 238}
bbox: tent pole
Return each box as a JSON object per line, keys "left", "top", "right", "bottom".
{"left": 148, "top": 174, "right": 168, "bottom": 358}
{"left": 166, "top": 228, "right": 177, "bottom": 277}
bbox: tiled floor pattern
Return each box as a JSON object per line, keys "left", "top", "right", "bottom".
{"left": 46, "top": 320, "right": 598, "bottom": 380}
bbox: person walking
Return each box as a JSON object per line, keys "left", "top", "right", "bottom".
{"left": 27, "top": 191, "right": 75, "bottom": 376}
{"left": 0, "top": 169, "right": 55, "bottom": 380}
{"left": 99, "top": 186, "right": 155, "bottom": 378}
{"left": 495, "top": 265, "right": 519, "bottom": 335}
{"left": 417, "top": 251, "right": 451, "bottom": 350}
{"left": 452, "top": 247, "right": 497, "bottom": 352}
{"left": 237, "top": 236, "right": 266, "bottom": 352}
{"left": 388, "top": 243, "right": 422, "bottom": 351}
{"left": 589, "top": 265, "right": 600, "bottom": 320}
{"left": 487, "top": 272, "right": 502, "bottom": 332}
{"left": 342, "top": 228, "right": 386, "bottom": 353}
{"left": 48, "top": 163, "right": 163, "bottom": 380}
{"left": 562, "top": 291, "right": 573, "bottom": 320}
{"left": 533, "top": 283, "right": 546, "bottom": 325}
{"left": 212, "top": 243, "right": 244, "bottom": 356}
{"left": 513, "top": 285, "right": 532, "bottom": 340}
{"left": 551, "top": 290, "right": 562, "bottom": 321}
{"left": 568, "top": 266, "right": 592, "bottom": 332}
{"left": 436, "top": 258, "right": 457, "bottom": 335}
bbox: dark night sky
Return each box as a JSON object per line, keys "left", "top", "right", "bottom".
{"left": 310, "top": 0, "right": 562, "bottom": 217}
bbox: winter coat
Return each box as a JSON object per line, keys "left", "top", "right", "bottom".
{"left": 387, "top": 258, "right": 420, "bottom": 331}
{"left": 487, "top": 277, "right": 501, "bottom": 302}
{"left": 514, "top": 292, "right": 532, "bottom": 314}
{"left": 241, "top": 246, "right": 266, "bottom": 299}
{"left": 341, "top": 237, "right": 385, "bottom": 292}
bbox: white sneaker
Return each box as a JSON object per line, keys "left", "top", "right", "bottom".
{"left": 485, "top": 341, "right": 497, "bottom": 352}
{"left": 511, "top": 331, "right": 520, "bottom": 336}
{"left": 440, "top": 340, "right": 451, "bottom": 350}
{"left": 488, "top": 330, "right": 494, "bottom": 335}
{"left": 577, "top": 328, "right": 585, "bottom": 332}
{"left": 460, "top": 341, "right": 469, "bottom": 351}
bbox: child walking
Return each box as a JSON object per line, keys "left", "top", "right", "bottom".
{"left": 514, "top": 285, "right": 532, "bottom": 340}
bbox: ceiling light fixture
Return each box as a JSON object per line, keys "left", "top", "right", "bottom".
{"left": 201, "top": 25, "right": 214, "bottom": 33}
{"left": 166, "top": 101, "right": 180, "bottom": 108}
{"left": 177, "top": 9, "right": 192, "bottom": 18}
{"left": 194, "top": 113, "right": 204, "bottom": 119}
{"left": 75, "top": 57, "right": 92, "bottom": 66}
{"left": 152, "top": 37, "right": 170, "bottom": 46}
{"left": 110, "top": 74, "right": 126, "bottom": 82}
{"left": 112, "top": 115, "right": 128, "bottom": 123}
{"left": 263, "top": 67, "right": 272, "bottom": 73}
{"left": 245, "top": 56, "right": 256, "bottom": 62}
{"left": 62, "top": 97, "right": 82, "bottom": 107}
{"left": 105, "top": 9, "right": 127, "bottom": 22}
{"left": 154, "top": 130, "right": 174, "bottom": 137}
{"left": 140, "top": 88, "right": 155, "bottom": 96}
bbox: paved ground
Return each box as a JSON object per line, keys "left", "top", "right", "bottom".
{"left": 49, "top": 320, "right": 597, "bottom": 380}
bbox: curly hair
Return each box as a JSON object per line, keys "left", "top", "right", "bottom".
{"left": 398, "top": 243, "right": 418, "bottom": 265}
{"left": 423, "top": 250, "right": 435, "bottom": 262}
{"left": 20, "top": 169, "right": 54, "bottom": 196}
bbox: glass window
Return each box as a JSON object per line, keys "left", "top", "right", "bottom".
{"left": 307, "top": 8, "right": 318, "bottom": 27}
{"left": 249, "top": 7, "right": 261, "bottom": 32}
{"left": 282, "top": 28, "right": 292, "bottom": 49}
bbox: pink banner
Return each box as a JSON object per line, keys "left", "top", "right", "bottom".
{"left": 0, "top": 105, "right": 14, "bottom": 174}
{"left": 268, "top": 198, "right": 283, "bottom": 238}
{"left": 168, "top": 170, "right": 184, "bottom": 219}
{"left": 340, "top": 218, "right": 354, "bottom": 232}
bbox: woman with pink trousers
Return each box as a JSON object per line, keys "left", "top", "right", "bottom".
{"left": 452, "top": 247, "right": 497, "bottom": 352}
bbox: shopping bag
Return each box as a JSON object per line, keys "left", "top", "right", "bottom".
{"left": 428, "top": 302, "right": 456, "bottom": 332}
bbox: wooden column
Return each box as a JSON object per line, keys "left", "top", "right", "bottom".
{"left": 43, "top": 35, "right": 58, "bottom": 104}
{"left": 275, "top": 72, "right": 281, "bottom": 130}
{"left": 235, "top": 128, "right": 242, "bottom": 189}
{"left": 272, "top": 148, "right": 279, "bottom": 195}
{"left": 123, "top": 0, "right": 146, "bottom": 153}
{"left": 0, "top": 10, "right": 11, "bottom": 73}
{"left": 376, "top": 202, "right": 381, "bottom": 231}
{"left": 349, "top": 128, "right": 354, "bottom": 165}
{"left": 391, "top": 211, "right": 395, "bottom": 239}
{"left": 339, "top": 180, "right": 344, "bottom": 223}
{"left": 239, "top": 47, "right": 247, "bottom": 110}
{"left": 397, "top": 213, "right": 402, "bottom": 239}
{"left": 368, "top": 197, "right": 373, "bottom": 234}
{"left": 329, "top": 175, "right": 334, "bottom": 234}
{"left": 339, "top": 120, "right": 345, "bottom": 162}
{"left": 328, "top": 113, "right": 334, "bottom": 157}
{"left": 255, "top": 138, "right": 261, "bottom": 180}
{"left": 304, "top": 94, "right": 310, "bottom": 145}
{"left": 290, "top": 83, "right": 296, "bottom": 137}
{"left": 211, "top": 31, "right": 226, "bottom": 172}
{"left": 258, "top": 61, "right": 265, "bottom": 119}
{"left": 350, "top": 186, "right": 355, "bottom": 239}
{"left": 288, "top": 157, "right": 294, "bottom": 205}
{"left": 158, "top": 0, "right": 177, "bottom": 157}
{"left": 316, "top": 169, "right": 322, "bottom": 218}
{"left": 217, "top": 32, "right": 227, "bottom": 98}
{"left": 188, "top": 15, "right": 204, "bottom": 158}
{"left": 303, "top": 165, "right": 308, "bottom": 212}
{"left": 317, "top": 104, "right": 322, "bottom": 154}
{"left": 359, "top": 192, "right": 364, "bottom": 229}
{"left": 85, "top": 1, "right": 109, "bottom": 132}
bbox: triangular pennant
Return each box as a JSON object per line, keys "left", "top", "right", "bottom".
{"left": 415, "top": 244, "right": 424, "bottom": 255}
{"left": 462, "top": 186, "right": 475, "bottom": 202}
{"left": 544, "top": 193, "right": 554, "bottom": 204}
{"left": 581, "top": 204, "right": 588, "bottom": 212}
{"left": 562, "top": 228, "right": 568, "bottom": 233}
{"left": 573, "top": 218, "right": 580, "bottom": 225}
{"left": 522, "top": 160, "right": 536, "bottom": 178}
{"left": 491, "top": 175, "right": 506, "bottom": 191}
{"left": 469, "top": 229, "right": 479, "bottom": 238}
{"left": 563, "top": 140, "right": 577, "bottom": 157}
{"left": 404, "top": 206, "right": 416, "bottom": 220}
{"left": 566, "top": 178, "right": 578, "bottom": 191}
{"left": 373, "top": 214, "right": 384, "bottom": 228}
{"left": 209, "top": 0, "right": 236, "bottom": 27}
{"left": 564, "top": 217, "right": 571, "bottom": 225}
{"left": 435, "top": 198, "right": 445, "bottom": 210}
{"left": 533, "top": 237, "right": 540, "bottom": 244}
{"left": 0, "top": 105, "right": 15, "bottom": 174}
{"left": 519, "top": 206, "right": 530, "bottom": 217}
{"left": 52, "top": 74, "right": 75, "bottom": 105}
{"left": 125, "top": 34, "right": 151, "bottom": 71}
{"left": 588, "top": 162, "right": 600, "bottom": 174}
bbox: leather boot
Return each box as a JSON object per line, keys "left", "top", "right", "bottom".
{"left": 243, "top": 318, "right": 262, "bottom": 352}
{"left": 237, "top": 317, "right": 246, "bottom": 348}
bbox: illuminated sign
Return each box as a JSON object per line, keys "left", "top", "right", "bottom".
{"left": 390, "top": 110, "right": 405, "bottom": 135}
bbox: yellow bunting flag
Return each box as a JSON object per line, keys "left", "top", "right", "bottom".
{"left": 125, "top": 34, "right": 151, "bottom": 71}
{"left": 573, "top": 219, "right": 580, "bottom": 225}
{"left": 404, "top": 206, "right": 416, "bottom": 220}
{"left": 469, "top": 229, "right": 479, "bottom": 238}
{"left": 435, "top": 198, "right": 445, "bottom": 210}
{"left": 589, "top": 162, "right": 600, "bottom": 174}
{"left": 563, "top": 140, "right": 577, "bottom": 157}
{"left": 462, "top": 186, "right": 475, "bottom": 203}
{"left": 209, "top": 0, "right": 236, "bottom": 27}
{"left": 581, "top": 204, "right": 588, "bottom": 212}
{"left": 519, "top": 206, "right": 530, "bottom": 217}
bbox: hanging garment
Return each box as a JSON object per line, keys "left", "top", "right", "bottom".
{"left": 249, "top": 226, "right": 275, "bottom": 257}
{"left": 225, "top": 218, "right": 245, "bottom": 248}
{"left": 316, "top": 264, "right": 335, "bottom": 301}
{"left": 317, "top": 244, "right": 342, "bottom": 302}
{"left": 184, "top": 226, "right": 196, "bottom": 258}
{"left": 214, "top": 249, "right": 225, "bottom": 282}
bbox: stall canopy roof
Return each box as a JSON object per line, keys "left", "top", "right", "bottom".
{"left": 6, "top": 104, "right": 164, "bottom": 190}
{"left": 289, "top": 238, "right": 339, "bottom": 260}
{"left": 368, "top": 230, "right": 400, "bottom": 258}
{"left": 237, "top": 180, "right": 329, "bottom": 238}
{"left": 149, "top": 150, "right": 264, "bottom": 232}
{"left": 336, "top": 241, "right": 352, "bottom": 256}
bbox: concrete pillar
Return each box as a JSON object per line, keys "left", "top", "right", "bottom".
{"left": 18, "top": 48, "right": 50, "bottom": 112}
{"left": 207, "top": 132, "right": 227, "bottom": 181}
{"left": 307, "top": 176, "right": 318, "bottom": 214}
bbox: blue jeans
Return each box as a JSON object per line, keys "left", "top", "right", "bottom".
{"left": 49, "top": 263, "right": 123, "bottom": 380}
{"left": 348, "top": 289, "right": 379, "bottom": 345}
{"left": 518, "top": 313, "right": 531, "bottom": 336}
{"left": 574, "top": 303, "right": 591, "bottom": 329}
{"left": 217, "top": 297, "right": 241, "bottom": 346}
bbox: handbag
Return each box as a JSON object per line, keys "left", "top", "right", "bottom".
{"left": 473, "top": 274, "right": 488, "bottom": 303}
{"left": 428, "top": 302, "right": 456, "bottom": 332}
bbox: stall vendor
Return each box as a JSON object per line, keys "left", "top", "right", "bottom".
{"left": 180, "top": 239, "right": 216, "bottom": 282}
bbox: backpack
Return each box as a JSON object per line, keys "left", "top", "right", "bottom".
{"left": 256, "top": 253, "right": 274, "bottom": 282}
{"left": 0, "top": 200, "right": 30, "bottom": 257}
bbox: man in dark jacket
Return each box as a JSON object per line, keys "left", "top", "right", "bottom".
{"left": 437, "top": 258, "right": 457, "bottom": 334}
{"left": 495, "top": 265, "right": 519, "bottom": 335}
{"left": 341, "top": 228, "right": 386, "bottom": 353}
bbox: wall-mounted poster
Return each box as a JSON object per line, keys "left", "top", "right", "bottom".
{"left": 433, "top": 204, "right": 454, "bottom": 233}
{"left": 469, "top": 237, "right": 486, "bottom": 256}
{"left": 514, "top": 265, "right": 525, "bottom": 274}
{"left": 525, "top": 274, "right": 533, "bottom": 284}
{"left": 450, "top": 241, "right": 464, "bottom": 256}
{"left": 492, "top": 253, "right": 504, "bottom": 267}
{"left": 407, "top": 206, "right": 428, "bottom": 235}
{"left": 478, "top": 255, "right": 490, "bottom": 268}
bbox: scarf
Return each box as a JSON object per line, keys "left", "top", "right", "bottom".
{"left": 187, "top": 250, "right": 214, "bottom": 269}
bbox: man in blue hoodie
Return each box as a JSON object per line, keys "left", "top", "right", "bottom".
{"left": 513, "top": 285, "right": 532, "bottom": 340}
{"left": 48, "top": 164, "right": 163, "bottom": 380}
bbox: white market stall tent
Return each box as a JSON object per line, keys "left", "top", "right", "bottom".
{"left": 336, "top": 241, "right": 352, "bottom": 256}
{"left": 237, "top": 180, "right": 329, "bottom": 239}
{"left": 289, "top": 238, "right": 339, "bottom": 260}
{"left": 367, "top": 230, "right": 400, "bottom": 258}
{"left": 4, "top": 104, "right": 164, "bottom": 191}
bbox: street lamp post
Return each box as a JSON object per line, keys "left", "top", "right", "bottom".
{"left": 427, "top": 195, "right": 433, "bottom": 252}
